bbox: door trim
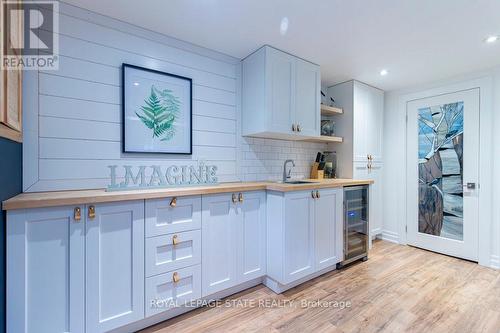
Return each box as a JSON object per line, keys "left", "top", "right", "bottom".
{"left": 400, "top": 76, "right": 493, "bottom": 267}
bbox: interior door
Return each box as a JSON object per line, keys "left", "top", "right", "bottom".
{"left": 406, "top": 89, "right": 479, "bottom": 261}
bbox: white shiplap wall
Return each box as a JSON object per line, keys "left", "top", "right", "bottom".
{"left": 24, "top": 2, "right": 241, "bottom": 192}
{"left": 23, "top": 1, "right": 329, "bottom": 192}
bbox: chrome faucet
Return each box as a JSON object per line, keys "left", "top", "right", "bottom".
{"left": 283, "top": 159, "right": 295, "bottom": 182}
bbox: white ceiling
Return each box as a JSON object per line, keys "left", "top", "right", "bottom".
{"left": 63, "top": 0, "right": 500, "bottom": 91}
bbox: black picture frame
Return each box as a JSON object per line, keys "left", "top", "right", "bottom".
{"left": 121, "top": 63, "right": 193, "bottom": 154}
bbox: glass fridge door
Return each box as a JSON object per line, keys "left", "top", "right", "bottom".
{"left": 345, "top": 186, "right": 368, "bottom": 260}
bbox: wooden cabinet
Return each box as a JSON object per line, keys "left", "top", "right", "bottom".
{"left": 202, "top": 191, "right": 266, "bottom": 297}
{"left": 7, "top": 207, "right": 85, "bottom": 333}
{"left": 1, "top": 3, "right": 23, "bottom": 142}
{"left": 242, "top": 45, "right": 320, "bottom": 140}
{"left": 266, "top": 188, "right": 343, "bottom": 289}
{"left": 86, "top": 201, "right": 145, "bottom": 333}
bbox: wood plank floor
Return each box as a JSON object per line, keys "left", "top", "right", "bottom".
{"left": 141, "top": 240, "right": 500, "bottom": 333}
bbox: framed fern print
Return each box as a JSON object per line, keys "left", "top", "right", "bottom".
{"left": 122, "top": 64, "right": 192, "bottom": 154}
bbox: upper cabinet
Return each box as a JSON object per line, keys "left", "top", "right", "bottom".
{"left": 242, "top": 46, "right": 320, "bottom": 140}
{"left": 327, "top": 80, "right": 384, "bottom": 177}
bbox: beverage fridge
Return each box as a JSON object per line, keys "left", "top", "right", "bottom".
{"left": 337, "top": 185, "right": 369, "bottom": 268}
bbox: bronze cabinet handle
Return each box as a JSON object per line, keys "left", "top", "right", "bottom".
{"left": 297, "top": 124, "right": 301, "bottom": 132}
{"left": 170, "top": 197, "right": 177, "bottom": 207}
{"left": 292, "top": 124, "right": 296, "bottom": 132}
{"left": 232, "top": 193, "right": 237, "bottom": 203}
{"left": 74, "top": 207, "right": 82, "bottom": 221}
{"left": 172, "top": 272, "right": 180, "bottom": 283}
{"left": 238, "top": 193, "right": 243, "bottom": 203}
{"left": 311, "top": 191, "right": 316, "bottom": 199}
{"left": 88, "top": 206, "right": 96, "bottom": 219}
{"left": 172, "top": 234, "right": 179, "bottom": 246}
{"left": 316, "top": 190, "right": 320, "bottom": 198}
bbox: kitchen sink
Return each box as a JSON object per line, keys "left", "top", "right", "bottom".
{"left": 282, "top": 180, "right": 318, "bottom": 184}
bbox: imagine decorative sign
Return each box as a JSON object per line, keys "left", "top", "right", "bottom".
{"left": 107, "top": 162, "right": 218, "bottom": 191}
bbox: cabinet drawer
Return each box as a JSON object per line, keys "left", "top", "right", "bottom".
{"left": 146, "top": 265, "right": 201, "bottom": 317}
{"left": 146, "top": 196, "right": 201, "bottom": 237}
{"left": 146, "top": 230, "right": 201, "bottom": 277}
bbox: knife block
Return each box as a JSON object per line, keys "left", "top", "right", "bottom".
{"left": 310, "top": 163, "right": 324, "bottom": 179}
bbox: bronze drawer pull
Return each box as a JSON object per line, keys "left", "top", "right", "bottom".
{"left": 74, "top": 207, "right": 81, "bottom": 221}
{"left": 88, "top": 206, "right": 96, "bottom": 219}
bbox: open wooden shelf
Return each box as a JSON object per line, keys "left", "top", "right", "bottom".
{"left": 321, "top": 104, "right": 343, "bottom": 116}
{"left": 301, "top": 135, "right": 343, "bottom": 143}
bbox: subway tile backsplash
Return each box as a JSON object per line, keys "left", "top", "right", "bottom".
{"left": 240, "top": 137, "right": 328, "bottom": 181}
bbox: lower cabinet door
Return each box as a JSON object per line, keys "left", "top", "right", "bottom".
{"left": 315, "top": 188, "right": 343, "bottom": 270}
{"left": 202, "top": 193, "right": 238, "bottom": 297}
{"left": 145, "top": 265, "right": 202, "bottom": 317}
{"left": 145, "top": 230, "right": 201, "bottom": 277}
{"left": 237, "top": 191, "right": 266, "bottom": 282}
{"left": 7, "top": 207, "right": 85, "bottom": 333}
{"left": 86, "top": 201, "right": 145, "bottom": 333}
{"left": 283, "top": 191, "right": 315, "bottom": 284}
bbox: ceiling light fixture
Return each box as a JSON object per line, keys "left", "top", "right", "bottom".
{"left": 280, "top": 17, "right": 289, "bottom": 35}
{"left": 380, "top": 69, "right": 388, "bottom": 76}
{"left": 485, "top": 35, "right": 498, "bottom": 43}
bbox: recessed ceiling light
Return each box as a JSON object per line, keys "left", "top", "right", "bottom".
{"left": 485, "top": 35, "right": 498, "bottom": 43}
{"left": 133, "top": 82, "right": 140, "bottom": 86}
{"left": 280, "top": 17, "right": 289, "bottom": 35}
{"left": 380, "top": 69, "right": 388, "bottom": 76}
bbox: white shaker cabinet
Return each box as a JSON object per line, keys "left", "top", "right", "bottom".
{"left": 283, "top": 191, "right": 315, "bottom": 282}
{"left": 328, "top": 80, "right": 384, "bottom": 238}
{"left": 238, "top": 191, "right": 267, "bottom": 282}
{"left": 86, "top": 201, "right": 145, "bottom": 333}
{"left": 266, "top": 188, "right": 343, "bottom": 289}
{"left": 201, "top": 193, "right": 239, "bottom": 296}
{"left": 7, "top": 207, "right": 85, "bottom": 333}
{"left": 294, "top": 58, "right": 321, "bottom": 137}
{"left": 354, "top": 162, "right": 384, "bottom": 238}
{"left": 242, "top": 45, "right": 320, "bottom": 140}
{"left": 202, "top": 191, "right": 266, "bottom": 297}
{"left": 315, "top": 188, "right": 344, "bottom": 270}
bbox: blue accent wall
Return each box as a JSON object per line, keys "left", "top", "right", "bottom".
{"left": 0, "top": 137, "right": 22, "bottom": 333}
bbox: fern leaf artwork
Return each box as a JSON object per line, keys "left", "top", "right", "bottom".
{"left": 135, "top": 85, "right": 180, "bottom": 141}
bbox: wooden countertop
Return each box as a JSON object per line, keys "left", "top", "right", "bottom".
{"left": 2, "top": 179, "right": 373, "bottom": 210}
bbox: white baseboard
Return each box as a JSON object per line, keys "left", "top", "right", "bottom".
{"left": 379, "top": 230, "right": 399, "bottom": 244}
{"left": 371, "top": 228, "right": 382, "bottom": 240}
{"left": 491, "top": 255, "right": 500, "bottom": 270}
